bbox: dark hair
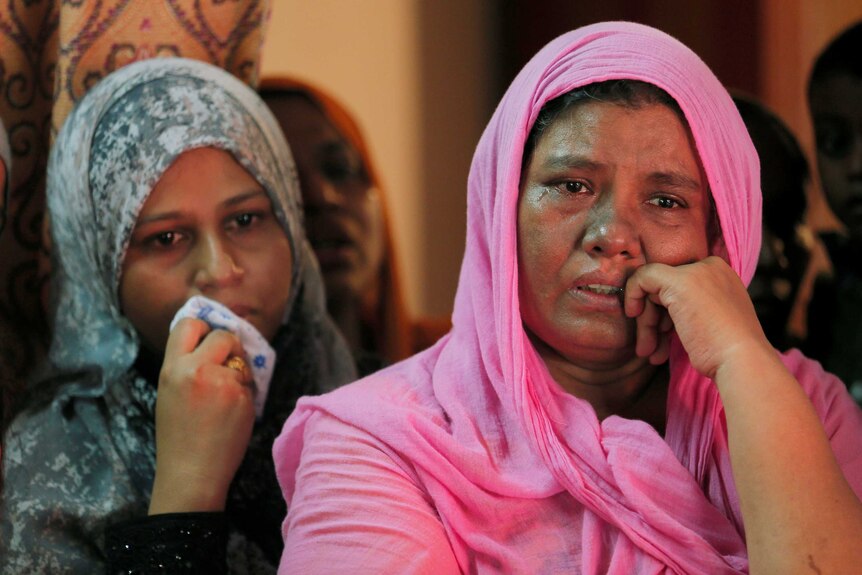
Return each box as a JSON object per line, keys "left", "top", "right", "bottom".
{"left": 522, "top": 79, "right": 685, "bottom": 167}
{"left": 259, "top": 88, "right": 372, "bottom": 186}
{"left": 808, "top": 21, "right": 862, "bottom": 98}
{"left": 733, "top": 94, "right": 809, "bottom": 236}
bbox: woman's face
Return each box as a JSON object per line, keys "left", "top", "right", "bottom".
{"left": 810, "top": 72, "right": 862, "bottom": 239}
{"left": 264, "top": 94, "right": 385, "bottom": 306}
{"left": 120, "top": 147, "right": 294, "bottom": 353}
{"left": 518, "top": 101, "right": 711, "bottom": 368}
{"left": 0, "top": 159, "right": 6, "bottom": 232}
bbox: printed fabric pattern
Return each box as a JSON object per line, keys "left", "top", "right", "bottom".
{"left": 1, "top": 58, "right": 356, "bottom": 574}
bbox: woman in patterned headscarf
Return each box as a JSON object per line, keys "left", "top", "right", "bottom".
{"left": 0, "top": 58, "right": 355, "bottom": 573}
{"left": 274, "top": 22, "right": 862, "bottom": 573}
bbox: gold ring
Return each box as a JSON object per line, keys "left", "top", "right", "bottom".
{"left": 225, "top": 356, "right": 251, "bottom": 382}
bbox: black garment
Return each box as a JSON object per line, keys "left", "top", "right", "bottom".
{"left": 106, "top": 513, "right": 227, "bottom": 575}
{"left": 805, "top": 232, "right": 862, "bottom": 400}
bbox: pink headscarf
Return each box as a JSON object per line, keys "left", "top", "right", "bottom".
{"left": 276, "top": 22, "right": 861, "bottom": 573}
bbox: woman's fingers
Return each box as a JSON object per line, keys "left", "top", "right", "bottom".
{"left": 192, "top": 328, "right": 246, "bottom": 367}
{"left": 634, "top": 298, "right": 662, "bottom": 358}
{"left": 163, "top": 317, "right": 211, "bottom": 363}
{"left": 151, "top": 322, "right": 255, "bottom": 515}
{"left": 649, "top": 330, "right": 671, "bottom": 365}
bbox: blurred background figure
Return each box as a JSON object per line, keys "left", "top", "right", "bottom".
{"left": 806, "top": 21, "right": 862, "bottom": 399}
{"left": 733, "top": 94, "right": 819, "bottom": 351}
{"left": 0, "top": 118, "right": 16, "bottom": 475}
{"left": 260, "top": 78, "right": 449, "bottom": 375}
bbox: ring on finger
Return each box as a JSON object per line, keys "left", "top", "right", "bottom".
{"left": 225, "top": 355, "right": 252, "bottom": 384}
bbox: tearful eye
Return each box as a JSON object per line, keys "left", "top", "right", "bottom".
{"left": 650, "top": 196, "right": 681, "bottom": 209}
{"left": 235, "top": 213, "right": 255, "bottom": 227}
{"left": 562, "top": 181, "right": 584, "bottom": 193}
{"left": 155, "top": 232, "right": 179, "bottom": 247}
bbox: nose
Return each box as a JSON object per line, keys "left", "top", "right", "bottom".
{"left": 300, "top": 169, "right": 341, "bottom": 213}
{"left": 581, "top": 193, "right": 641, "bottom": 259}
{"left": 192, "top": 233, "right": 244, "bottom": 291}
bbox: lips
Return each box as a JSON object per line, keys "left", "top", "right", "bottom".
{"left": 305, "top": 217, "right": 359, "bottom": 268}
{"left": 568, "top": 269, "right": 629, "bottom": 310}
{"left": 578, "top": 284, "right": 624, "bottom": 297}
{"left": 226, "top": 303, "right": 253, "bottom": 319}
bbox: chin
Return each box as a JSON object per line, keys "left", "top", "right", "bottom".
{"left": 530, "top": 324, "right": 637, "bottom": 367}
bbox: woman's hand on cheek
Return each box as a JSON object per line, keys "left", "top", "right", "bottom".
{"left": 148, "top": 317, "right": 255, "bottom": 515}
{"left": 623, "top": 256, "right": 772, "bottom": 379}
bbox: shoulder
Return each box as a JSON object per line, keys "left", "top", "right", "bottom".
{"left": 780, "top": 348, "right": 852, "bottom": 420}
{"left": 781, "top": 349, "right": 862, "bottom": 482}
{"left": 274, "top": 352, "right": 446, "bottom": 498}
{"left": 302, "top": 348, "right": 446, "bottom": 422}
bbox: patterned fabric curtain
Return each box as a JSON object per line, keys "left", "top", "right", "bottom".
{"left": 0, "top": 0, "right": 270, "bottom": 378}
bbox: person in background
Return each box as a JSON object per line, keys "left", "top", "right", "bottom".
{"left": 0, "top": 118, "right": 15, "bottom": 489}
{"left": 274, "top": 22, "right": 862, "bottom": 574}
{"left": 260, "top": 78, "right": 448, "bottom": 374}
{"left": 806, "top": 21, "right": 862, "bottom": 400}
{"left": 0, "top": 58, "right": 354, "bottom": 574}
{"left": 733, "top": 94, "right": 818, "bottom": 350}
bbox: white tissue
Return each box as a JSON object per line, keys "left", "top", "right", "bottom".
{"left": 169, "top": 295, "right": 276, "bottom": 418}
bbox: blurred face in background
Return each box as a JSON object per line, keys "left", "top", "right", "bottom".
{"left": 264, "top": 94, "right": 385, "bottom": 308}
{"left": 0, "top": 158, "right": 7, "bottom": 233}
{"left": 810, "top": 71, "right": 862, "bottom": 240}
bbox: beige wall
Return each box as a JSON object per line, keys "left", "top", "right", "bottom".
{"left": 261, "top": 0, "right": 496, "bottom": 317}
{"left": 760, "top": 0, "right": 862, "bottom": 230}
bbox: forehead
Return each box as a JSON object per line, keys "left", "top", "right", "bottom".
{"left": 265, "top": 94, "right": 339, "bottom": 141}
{"left": 810, "top": 73, "right": 862, "bottom": 115}
{"left": 534, "top": 101, "right": 703, "bottom": 174}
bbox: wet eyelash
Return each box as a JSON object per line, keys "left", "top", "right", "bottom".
{"left": 553, "top": 181, "right": 587, "bottom": 194}
{"left": 649, "top": 196, "right": 684, "bottom": 209}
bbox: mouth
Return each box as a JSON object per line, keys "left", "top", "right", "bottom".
{"left": 227, "top": 304, "right": 254, "bottom": 319}
{"left": 577, "top": 284, "right": 624, "bottom": 297}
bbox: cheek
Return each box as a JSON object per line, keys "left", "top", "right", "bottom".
{"left": 643, "top": 226, "right": 710, "bottom": 265}
{"left": 254, "top": 236, "right": 295, "bottom": 339}
{"left": 119, "top": 268, "right": 177, "bottom": 351}
{"left": 359, "top": 189, "right": 385, "bottom": 264}
{"left": 517, "top": 201, "right": 568, "bottom": 307}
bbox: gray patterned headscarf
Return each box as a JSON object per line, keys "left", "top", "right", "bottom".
{"left": 49, "top": 57, "right": 308, "bottom": 388}
{"left": 1, "top": 58, "right": 355, "bottom": 573}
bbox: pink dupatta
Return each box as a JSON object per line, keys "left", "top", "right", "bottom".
{"left": 275, "top": 22, "right": 862, "bottom": 573}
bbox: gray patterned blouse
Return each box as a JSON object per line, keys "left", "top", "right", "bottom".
{"left": 0, "top": 58, "right": 356, "bottom": 574}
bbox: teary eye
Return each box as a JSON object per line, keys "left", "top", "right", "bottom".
{"left": 650, "top": 196, "right": 681, "bottom": 209}
{"left": 154, "top": 231, "right": 180, "bottom": 246}
{"left": 235, "top": 213, "right": 256, "bottom": 227}
{"left": 563, "top": 181, "right": 584, "bottom": 193}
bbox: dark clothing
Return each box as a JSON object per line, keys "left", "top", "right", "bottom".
{"left": 805, "top": 232, "right": 862, "bottom": 400}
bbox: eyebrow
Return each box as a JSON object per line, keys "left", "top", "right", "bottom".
{"left": 135, "top": 189, "right": 267, "bottom": 226}
{"left": 647, "top": 171, "right": 701, "bottom": 191}
{"left": 540, "top": 155, "right": 700, "bottom": 189}
{"left": 540, "top": 154, "right": 602, "bottom": 172}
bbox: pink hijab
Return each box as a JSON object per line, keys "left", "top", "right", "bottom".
{"left": 275, "top": 22, "right": 862, "bottom": 573}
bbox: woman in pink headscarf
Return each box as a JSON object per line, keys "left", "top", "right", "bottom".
{"left": 273, "top": 22, "right": 862, "bottom": 573}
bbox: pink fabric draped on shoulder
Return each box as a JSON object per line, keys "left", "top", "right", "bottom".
{"left": 274, "top": 22, "right": 862, "bottom": 574}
